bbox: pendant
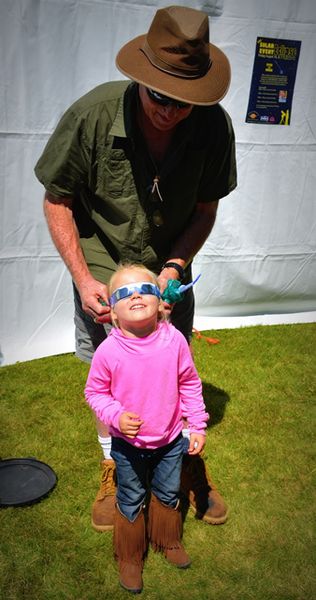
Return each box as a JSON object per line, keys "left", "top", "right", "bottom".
{"left": 153, "top": 209, "right": 164, "bottom": 227}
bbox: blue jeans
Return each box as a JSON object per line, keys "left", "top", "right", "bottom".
{"left": 111, "top": 433, "right": 185, "bottom": 522}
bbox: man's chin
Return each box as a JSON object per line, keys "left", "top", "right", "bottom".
{"left": 153, "top": 117, "right": 177, "bottom": 131}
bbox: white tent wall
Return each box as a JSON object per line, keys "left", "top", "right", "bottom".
{"left": 1, "top": 0, "right": 315, "bottom": 366}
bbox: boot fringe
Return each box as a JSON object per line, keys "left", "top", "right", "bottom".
{"left": 113, "top": 506, "right": 146, "bottom": 564}
{"left": 148, "top": 494, "right": 183, "bottom": 552}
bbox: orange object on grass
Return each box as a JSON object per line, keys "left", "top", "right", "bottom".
{"left": 192, "top": 328, "right": 220, "bottom": 345}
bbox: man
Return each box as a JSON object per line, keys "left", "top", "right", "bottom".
{"left": 35, "top": 5, "right": 237, "bottom": 532}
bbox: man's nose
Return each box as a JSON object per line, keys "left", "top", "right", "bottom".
{"left": 162, "top": 104, "right": 178, "bottom": 117}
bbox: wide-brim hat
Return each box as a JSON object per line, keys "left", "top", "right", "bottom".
{"left": 116, "top": 5, "right": 231, "bottom": 106}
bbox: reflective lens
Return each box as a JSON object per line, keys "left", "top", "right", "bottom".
{"left": 109, "top": 282, "right": 161, "bottom": 306}
{"left": 146, "top": 88, "right": 190, "bottom": 110}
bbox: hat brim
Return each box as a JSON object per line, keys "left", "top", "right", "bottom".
{"left": 116, "top": 34, "right": 231, "bottom": 106}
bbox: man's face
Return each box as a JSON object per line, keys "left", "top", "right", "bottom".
{"left": 138, "top": 85, "right": 193, "bottom": 131}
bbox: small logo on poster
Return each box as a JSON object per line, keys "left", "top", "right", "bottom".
{"left": 247, "top": 111, "right": 259, "bottom": 121}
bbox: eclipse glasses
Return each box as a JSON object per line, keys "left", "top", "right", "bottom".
{"left": 109, "top": 282, "right": 161, "bottom": 306}
{"left": 109, "top": 274, "right": 202, "bottom": 307}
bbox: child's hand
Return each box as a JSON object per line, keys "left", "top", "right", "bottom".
{"left": 188, "top": 433, "right": 205, "bottom": 455}
{"left": 119, "top": 412, "right": 143, "bottom": 438}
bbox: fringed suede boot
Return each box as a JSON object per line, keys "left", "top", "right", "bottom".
{"left": 113, "top": 505, "right": 146, "bottom": 594}
{"left": 148, "top": 494, "right": 191, "bottom": 569}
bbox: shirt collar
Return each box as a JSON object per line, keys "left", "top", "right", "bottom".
{"left": 109, "top": 82, "right": 137, "bottom": 139}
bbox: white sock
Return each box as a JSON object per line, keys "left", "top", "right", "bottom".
{"left": 182, "top": 427, "right": 191, "bottom": 455}
{"left": 182, "top": 428, "right": 190, "bottom": 440}
{"left": 98, "top": 435, "right": 112, "bottom": 460}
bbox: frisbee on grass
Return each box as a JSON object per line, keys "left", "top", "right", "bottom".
{"left": 0, "top": 458, "right": 57, "bottom": 507}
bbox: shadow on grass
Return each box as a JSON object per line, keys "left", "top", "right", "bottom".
{"left": 202, "top": 381, "right": 230, "bottom": 429}
{"left": 179, "top": 382, "right": 230, "bottom": 523}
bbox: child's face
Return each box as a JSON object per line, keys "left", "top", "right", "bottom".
{"left": 110, "top": 269, "right": 160, "bottom": 337}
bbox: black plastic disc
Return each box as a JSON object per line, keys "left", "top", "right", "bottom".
{"left": 0, "top": 458, "right": 57, "bottom": 507}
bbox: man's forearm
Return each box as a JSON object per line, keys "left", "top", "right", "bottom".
{"left": 43, "top": 193, "right": 92, "bottom": 289}
{"left": 167, "top": 201, "right": 219, "bottom": 269}
{"left": 44, "top": 193, "right": 110, "bottom": 316}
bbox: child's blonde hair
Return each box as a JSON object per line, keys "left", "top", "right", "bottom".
{"left": 109, "top": 262, "right": 166, "bottom": 328}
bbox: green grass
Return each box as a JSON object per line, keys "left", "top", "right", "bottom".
{"left": 0, "top": 323, "right": 315, "bottom": 600}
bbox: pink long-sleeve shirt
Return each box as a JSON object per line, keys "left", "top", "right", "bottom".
{"left": 85, "top": 321, "right": 209, "bottom": 449}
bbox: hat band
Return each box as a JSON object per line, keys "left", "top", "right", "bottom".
{"left": 141, "top": 41, "right": 212, "bottom": 80}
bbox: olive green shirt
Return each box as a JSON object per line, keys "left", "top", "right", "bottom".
{"left": 35, "top": 81, "right": 237, "bottom": 283}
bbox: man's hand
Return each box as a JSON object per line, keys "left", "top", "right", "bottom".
{"left": 188, "top": 433, "right": 205, "bottom": 455}
{"left": 78, "top": 277, "right": 111, "bottom": 323}
{"left": 119, "top": 412, "right": 144, "bottom": 438}
{"left": 158, "top": 264, "right": 182, "bottom": 293}
{"left": 157, "top": 270, "right": 179, "bottom": 316}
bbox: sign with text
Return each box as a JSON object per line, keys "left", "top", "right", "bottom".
{"left": 246, "top": 37, "right": 301, "bottom": 125}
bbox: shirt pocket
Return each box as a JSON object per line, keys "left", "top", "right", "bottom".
{"left": 96, "top": 149, "right": 136, "bottom": 201}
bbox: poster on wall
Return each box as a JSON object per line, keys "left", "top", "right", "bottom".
{"left": 246, "top": 37, "right": 301, "bottom": 125}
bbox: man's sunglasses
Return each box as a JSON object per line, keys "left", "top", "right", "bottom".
{"left": 146, "top": 88, "right": 191, "bottom": 110}
{"left": 109, "top": 282, "right": 161, "bottom": 306}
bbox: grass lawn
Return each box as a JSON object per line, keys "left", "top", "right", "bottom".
{"left": 0, "top": 322, "right": 315, "bottom": 600}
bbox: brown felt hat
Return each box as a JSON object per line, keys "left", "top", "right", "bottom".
{"left": 116, "top": 5, "right": 231, "bottom": 106}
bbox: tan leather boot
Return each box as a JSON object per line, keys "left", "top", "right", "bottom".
{"left": 180, "top": 454, "right": 228, "bottom": 525}
{"left": 113, "top": 505, "right": 146, "bottom": 594}
{"left": 148, "top": 494, "right": 191, "bottom": 569}
{"left": 91, "top": 459, "right": 116, "bottom": 532}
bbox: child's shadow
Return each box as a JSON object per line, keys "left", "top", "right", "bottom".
{"left": 179, "top": 382, "right": 230, "bottom": 523}
{"left": 202, "top": 381, "right": 230, "bottom": 428}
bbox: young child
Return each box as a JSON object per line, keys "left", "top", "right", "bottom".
{"left": 85, "top": 263, "right": 209, "bottom": 594}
